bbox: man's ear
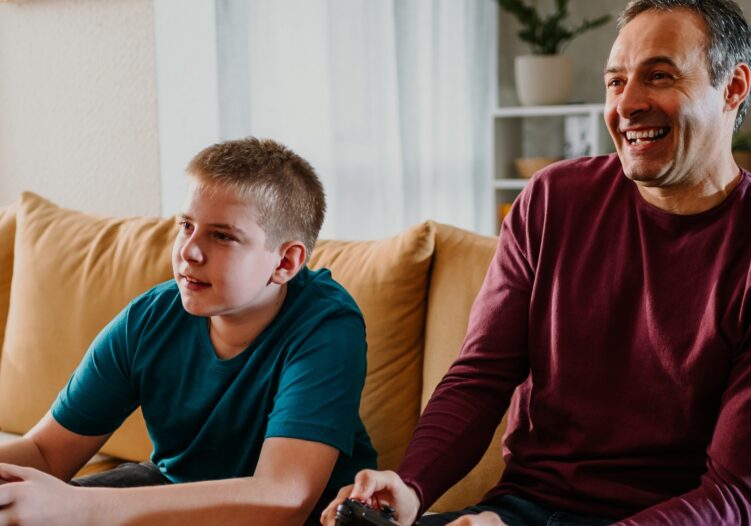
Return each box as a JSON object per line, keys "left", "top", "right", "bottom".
{"left": 270, "top": 241, "right": 307, "bottom": 285}
{"left": 725, "top": 62, "right": 751, "bottom": 112}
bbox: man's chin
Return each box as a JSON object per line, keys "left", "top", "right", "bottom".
{"left": 621, "top": 162, "right": 672, "bottom": 186}
{"left": 624, "top": 172, "right": 663, "bottom": 186}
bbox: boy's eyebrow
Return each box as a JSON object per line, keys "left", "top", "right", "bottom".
{"left": 178, "top": 214, "right": 248, "bottom": 235}
{"left": 604, "top": 55, "right": 678, "bottom": 76}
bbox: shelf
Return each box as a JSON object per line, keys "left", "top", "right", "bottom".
{"left": 493, "top": 179, "right": 529, "bottom": 190}
{"left": 489, "top": 102, "right": 609, "bottom": 233}
{"left": 492, "top": 103, "right": 605, "bottom": 118}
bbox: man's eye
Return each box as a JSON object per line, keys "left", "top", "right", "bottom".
{"left": 650, "top": 71, "right": 672, "bottom": 82}
{"left": 606, "top": 78, "right": 623, "bottom": 88}
{"left": 178, "top": 220, "right": 193, "bottom": 232}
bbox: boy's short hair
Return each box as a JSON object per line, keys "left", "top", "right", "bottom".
{"left": 187, "top": 137, "right": 326, "bottom": 259}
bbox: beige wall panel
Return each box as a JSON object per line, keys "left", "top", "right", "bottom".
{"left": 0, "top": 0, "right": 160, "bottom": 217}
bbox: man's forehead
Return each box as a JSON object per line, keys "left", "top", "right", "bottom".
{"left": 605, "top": 8, "right": 708, "bottom": 71}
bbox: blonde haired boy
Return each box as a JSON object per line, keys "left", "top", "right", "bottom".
{"left": 0, "top": 138, "right": 376, "bottom": 525}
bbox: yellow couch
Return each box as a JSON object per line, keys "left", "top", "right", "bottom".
{"left": 0, "top": 192, "right": 506, "bottom": 513}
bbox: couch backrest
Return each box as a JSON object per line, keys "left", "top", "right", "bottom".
{"left": 0, "top": 195, "right": 506, "bottom": 510}
{"left": 308, "top": 223, "right": 434, "bottom": 471}
{"left": 0, "top": 202, "right": 16, "bottom": 354}
{"left": 422, "top": 223, "right": 505, "bottom": 513}
{"left": 0, "top": 192, "right": 172, "bottom": 460}
{"left": 0, "top": 193, "right": 439, "bottom": 472}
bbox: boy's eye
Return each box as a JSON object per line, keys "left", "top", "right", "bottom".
{"left": 177, "top": 220, "right": 193, "bottom": 233}
{"left": 213, "top": 232, "right": 236, "bottom": 242}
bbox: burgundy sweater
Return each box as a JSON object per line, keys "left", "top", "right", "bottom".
{"left": 399, "top": 154, "right": 751, "bottom": 524}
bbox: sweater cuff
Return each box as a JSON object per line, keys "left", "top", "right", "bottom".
{"left": 399, "top": 473, "right": 428, "bottom": 518}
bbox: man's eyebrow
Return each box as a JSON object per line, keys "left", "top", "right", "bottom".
{"left": 642, "top": 55, "right": 679, "bottom": 68}
{"left": 604, "top": 55, "right": 679, "bottom": 75}
{"left": 604, "top": 64, "right": 621, "bottom": 76}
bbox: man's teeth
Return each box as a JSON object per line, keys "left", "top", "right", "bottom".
{"left": 626, "top": 128, "right": 668, "bottom": 143}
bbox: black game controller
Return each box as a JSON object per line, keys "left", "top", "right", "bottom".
{"left": 334, "top": 498, "right": 399, "bottom": 526}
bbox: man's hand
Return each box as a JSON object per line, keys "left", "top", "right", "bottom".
{"left": 446, "top": 512, "right": 508, "bottom": 526}
{"left": 320, "top": 470, "right": 421, "bottom": 526}
{"left": 0, "top": 463, "right": 93, "bottom": 526}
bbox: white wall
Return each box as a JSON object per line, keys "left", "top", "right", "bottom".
{"left": 153, "top": 0, "right": 219, "bottom": 218}
{"left": 0, "top": 0, "right": 161, "bottom": 217}
{"left": 2, "top": 0, "right": 751, "bottom": 218}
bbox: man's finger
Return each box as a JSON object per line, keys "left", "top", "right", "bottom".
{"left": 350, "top": 469, "right": 398, "bottom": 501}
{"left": 446, "top": 512, "right": 508, "bottom": 526}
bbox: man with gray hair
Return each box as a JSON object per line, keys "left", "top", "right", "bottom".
{"left": 322, "top": 0, "right": 751, "bottom": 524}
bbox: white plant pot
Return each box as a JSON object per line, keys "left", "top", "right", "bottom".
{"left": 514, "top": 54, "right": 573, "bottom": 106}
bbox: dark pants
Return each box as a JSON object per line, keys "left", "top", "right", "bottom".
{"left": 70, "top": 461, "right": 336, "bottom": 526}
{"left": 419, "top": 495, "right": 614, "bottom": 526}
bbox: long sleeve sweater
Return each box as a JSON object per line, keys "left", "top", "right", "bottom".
{"left": 399, "top": 154, "right": 751, "bottom": 524}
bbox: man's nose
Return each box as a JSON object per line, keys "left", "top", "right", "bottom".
{"left": 618, "top": 80, "right": 651, "bottom": 119}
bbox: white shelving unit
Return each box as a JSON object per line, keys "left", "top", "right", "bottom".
{"left": 490, "top": 103, "right": 609, "bottom": 232}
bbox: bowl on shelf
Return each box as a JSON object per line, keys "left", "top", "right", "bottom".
{"left": 514, "top": 157, "right": 563, "bottom": 179}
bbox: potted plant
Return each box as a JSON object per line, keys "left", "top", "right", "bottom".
{"left": 732, "top": 130, "right": 751, "bottom": 171}
{"left": 498, "top": 0, "right": 611, "bottom": 106}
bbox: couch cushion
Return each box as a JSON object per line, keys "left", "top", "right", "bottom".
{"left": 309, "top": 222, "right": 435, "bottom": 471}
{"left": 0, "top": 192, "right": 175, "bottom": 461}
{"left": 0, "top": 202, "right": 16, "bottom": 355}
{"left": 421, "top": 223, "right": 503, "bottom": 513}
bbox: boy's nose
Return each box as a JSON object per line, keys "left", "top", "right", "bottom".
{"left": 180, "top": 238, "right": 205, "bottom": 264}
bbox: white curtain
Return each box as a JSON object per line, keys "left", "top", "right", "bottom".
{"left": 215, "top": 0, "right": 497, "bottom": 239}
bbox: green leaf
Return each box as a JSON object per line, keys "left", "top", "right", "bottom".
{"left": 733, "top": 131, "right": 751, "bottom": 151}
{"left": 497, "top": 0, "right": 611, "bottom": 54}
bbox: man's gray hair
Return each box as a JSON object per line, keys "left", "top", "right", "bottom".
{"left": 619, "top": 0, "right": 751, "bottom": 131}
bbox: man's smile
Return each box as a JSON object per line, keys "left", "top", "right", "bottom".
{"left": 622, "top": 127, "right": 671, "bottom": 145}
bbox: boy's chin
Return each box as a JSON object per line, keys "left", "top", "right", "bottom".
{"left": 179, "top": 298, "right": 211, "bottom": 317}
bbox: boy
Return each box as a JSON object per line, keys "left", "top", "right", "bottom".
{"left": 0, "top": 137, "right": 376, "bottom": 525}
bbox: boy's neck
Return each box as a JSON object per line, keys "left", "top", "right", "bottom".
{"left": 208, "top": 284, "right": 288, "bottom": 360}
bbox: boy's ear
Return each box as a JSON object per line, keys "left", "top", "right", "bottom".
{"left": 270, "top": 241, "right": 307, "bottom": 285}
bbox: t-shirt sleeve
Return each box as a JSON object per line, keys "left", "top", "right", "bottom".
{"left": 264, "top": 310, "right": 367, "bottom": 456}
{"left": 51, "top": 305, "right": 140, "bottom": 436}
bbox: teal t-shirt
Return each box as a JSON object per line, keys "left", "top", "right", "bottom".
{"left": 52, "top": 267, "right": 377, "bottom": 493}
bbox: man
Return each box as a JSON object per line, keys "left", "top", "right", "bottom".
{"left": 322, "top": 0, "right": 751, "bottom": 524}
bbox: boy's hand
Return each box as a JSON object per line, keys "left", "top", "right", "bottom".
{"left": 320, "top": 469, "right": 420, "bottom": 526}
{"left": 0, "top": 463, "right": 92, "bottom": 525}
{"left": 446, "top": 512, "right": 508, "bottom": 526}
